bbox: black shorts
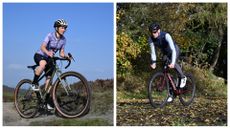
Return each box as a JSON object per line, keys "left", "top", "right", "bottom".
{"left": 34, "top": 53, "right": 54, "bottom": 77}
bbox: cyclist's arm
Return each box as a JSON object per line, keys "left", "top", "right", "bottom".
{"left": 40, "top": 42, "right": 50, "bottom": 55}
{"left": 41, "top": 33, "right": 53, "bottom": 56}
{"left": 59, "top": 48, "right": 65, "bottom": 58}
{"left": 165, "top": 33, "right": 176, "bottom": 65}
{"left": 149, "top": 42, "right": 156, "bottom": 64}
{"left": 59, "top": 40, "right": 66, "bottom": 58}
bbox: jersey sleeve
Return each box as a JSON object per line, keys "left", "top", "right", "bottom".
{"left": 165, "top": 33, "right": 176, "bottom": 65}
{"left": 148, "top": 37, "right": 156, "bottom": 64}
{"left": 42, "top": 33, "right": 51, "bottom": 46}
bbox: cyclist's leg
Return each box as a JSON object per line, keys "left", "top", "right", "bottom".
{"left": 44, "top": 76, "right": 54, "bottom": 109}
{"left": 174, "top": 64, "right": 185, "bottom": 78}
{"left": 173, "top": 51, "right": 187, "bottom": 88}
{"left": 44, "top": 61, "right": 55, "bottom": 109}
{"left": 36, "top": 60, "right": 47, "bottom": 75}
{"left": 44, "top": 77, "right": 51, "bottom": 91}
{"left": 171, "top": 50, "right": 185, "bottom": 78}
{"left": 44, "top": 58, "right": 54, "bottom": 91}
{"left": 32, "top": 54, "right": 47, "bottom": 85}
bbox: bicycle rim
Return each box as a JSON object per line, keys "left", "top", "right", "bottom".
{"left": 14, "top": 79, "right": 39, "bottom": 118}
{"left": 53, "top": 72, "right": 91, "bottom": 118}
{"left": 148, "top": 72, "right": 169, "bottom": 108}
{"left": 179, "top": 73, "right": 196, "bottom": 106}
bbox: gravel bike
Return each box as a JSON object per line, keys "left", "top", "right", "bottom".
{"left": 14, "top": 53, "right": 91, "bottom": 118}
{"left": 148, "top": 57, "right": 196, "bottom": 108}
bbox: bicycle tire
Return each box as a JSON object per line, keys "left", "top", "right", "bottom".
{"left": 148, "top": 72, "right": 169, "bottom": 108}
{"left": 179, "top": 73, "right": 196, "bottom": 106}
{"left": 14, "top": 79, "right": 39, "bottom": 118}
{"left": 52, "top": 71, "right": 91, "bottom": 118}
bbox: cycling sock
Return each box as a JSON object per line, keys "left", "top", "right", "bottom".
{"left": 32, "top": 74, "right": 40, "bottom": 85}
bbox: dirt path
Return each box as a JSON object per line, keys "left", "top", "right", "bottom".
{"left": 117, "top": 97, "right": 227, "bottom": 126}
{"left": 3, "top": 102, "right": 113, "bottom": 126}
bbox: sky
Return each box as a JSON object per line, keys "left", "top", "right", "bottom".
{"left": 3, "top": 3, "right": 114, "bottom": 87}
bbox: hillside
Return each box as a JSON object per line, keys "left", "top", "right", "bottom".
{"left": 3, "top": 85, "right": 15, "bottom": 102}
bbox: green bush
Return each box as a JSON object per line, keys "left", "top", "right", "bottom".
{"left": 183, "top": 63, "right": 226, "bottom": 98}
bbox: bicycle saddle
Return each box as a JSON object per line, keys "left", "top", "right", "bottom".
{"left": 27, "top": 65, "right": 38, "bottom": 70}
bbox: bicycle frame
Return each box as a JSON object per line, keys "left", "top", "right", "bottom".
{"left": 32, "top": 58, "right": 71, "bottom": 101}
{"left": 163, "top": 63, "right": 187, "bottom": 96}
{"left": 148, "top": 56, "right": 195, "bottom": 108}
{"left": 14, "top": 53, "right": 92, "bottom": 118}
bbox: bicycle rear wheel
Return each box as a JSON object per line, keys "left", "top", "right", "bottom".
{"left": 148, "top": 72, "right": 169, "bottom": 108}
{"left": 52, "top": 71, "right": 91, "bottom": 118}
{"left": 14, "top": 79, "right": 39, "bottom": 118}
{"left": 179, "top": 73, "right": 196, "bottom": 106}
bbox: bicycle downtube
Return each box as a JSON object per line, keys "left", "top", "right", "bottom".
{"left": 167, "top": 73, "right": 177, "bottom": 91}
{"left": 56, "top": 70, "right": 70, "bottom": 96}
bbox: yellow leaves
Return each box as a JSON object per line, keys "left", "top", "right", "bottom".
{"left": 117, "top": 97, "right": 227, "bottom": 126}
{"left": 116, "top": 9, "right": 125, "bottom": 22}
{"left": 117, "top": 33, "right": 144, "bottom": 74}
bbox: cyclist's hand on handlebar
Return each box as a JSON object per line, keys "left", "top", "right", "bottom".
{"left": 168, "top": 63, "right": 175, "bottom": 68}
{"left": 47, "top": 51, "right": 54, "bottom": 58}
{"left": 150, "top": 63, "right": 156, "bottom": 69}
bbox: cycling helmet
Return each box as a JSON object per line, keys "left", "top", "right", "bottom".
{"left": 54, "top": 19, "right": 68, "bottom": 28}
{"left": 149, "top": 22, "right": 160, "bottom": 33}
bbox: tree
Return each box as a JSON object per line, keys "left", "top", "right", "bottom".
{"left": 116, "top": 3, "right": 227, "bottom": 79}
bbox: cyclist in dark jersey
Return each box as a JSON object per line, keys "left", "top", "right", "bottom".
{"left": 31, "top": 19, "right": 70, "bottom": 108}
{"left": 148, "top": 22, "right": 187, "bottom": 102}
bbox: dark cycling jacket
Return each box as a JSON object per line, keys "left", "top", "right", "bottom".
{"left": 148, "top": 31, "right": 180, "bottom": 65}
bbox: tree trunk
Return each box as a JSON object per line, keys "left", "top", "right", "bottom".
{"left": 209, "top": 41, "right": 222, "bottom": 71}
{"left": 209, "top": 27, "right": 224, "bottom": 71}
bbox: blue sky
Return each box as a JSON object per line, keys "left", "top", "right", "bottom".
{"left": 3, "top": 3, "right": 114, "bottom": 87}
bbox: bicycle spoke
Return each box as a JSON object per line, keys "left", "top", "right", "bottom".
{"left": 14, "top": 79, "right": 39, "bottom": 118}
{"left": 148, "top": 72, "right": 168, "bottom": 108}
{"left": 53, "top": 72, "right": 91, "bottom": 118}
{"left": 179, "top": 73, "right": 196, "bottom": 106}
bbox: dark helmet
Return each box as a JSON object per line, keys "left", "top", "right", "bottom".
{"left": 149, "top": 22, "right": 160, "bottom": 33}
{"left": 54, "top": 19, "right": 68, "bottom": 28}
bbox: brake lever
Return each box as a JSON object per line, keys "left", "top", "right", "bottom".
{"left": 68, "top": 53, "right": 75, "bottom": 62}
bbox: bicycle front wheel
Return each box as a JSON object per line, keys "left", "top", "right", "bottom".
{"left": 179, "top": 73, "right": 196, "bottom": 106}
{"left": 52, "top": 71, "right": 91, "bottom": 118}
{"left": 148, "top": 72, "right": 169, "bottom": 108}
{"left": 14, "top": 79, "right": 39, "bottom": 118}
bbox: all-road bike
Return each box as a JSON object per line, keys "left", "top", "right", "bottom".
{"left": 14, "top": 53, "right": 91, "bottom": 118}
{"left": 148, "top": 56, "right": 196, "bottom": 108}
